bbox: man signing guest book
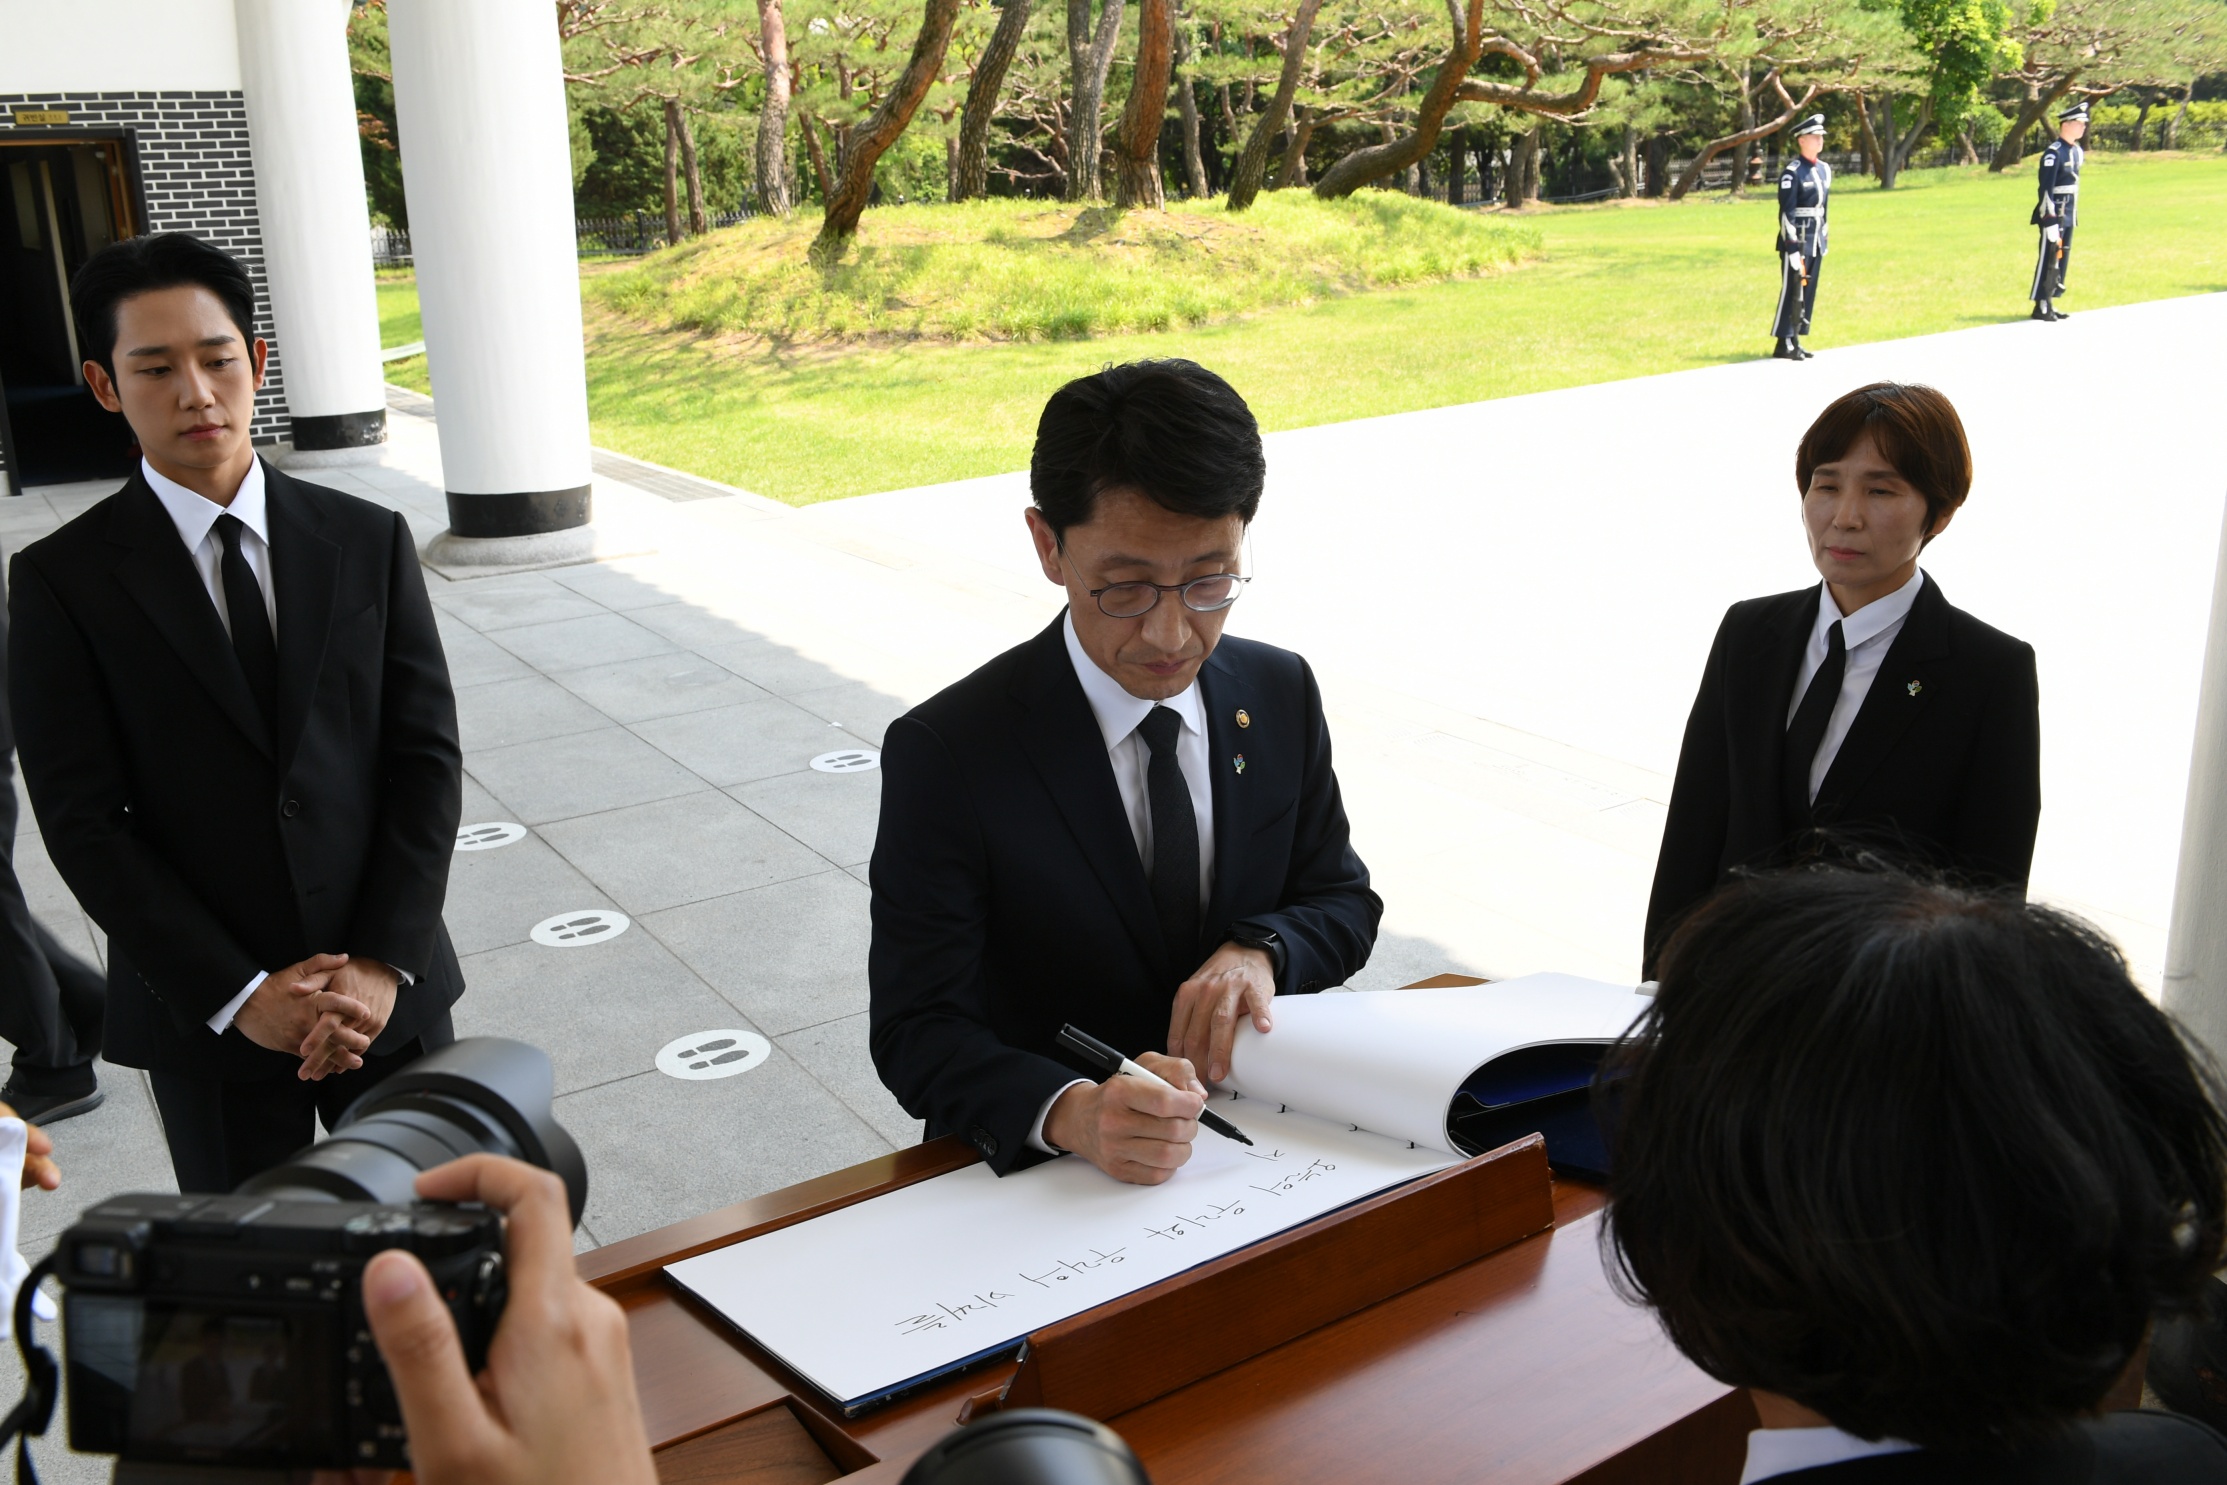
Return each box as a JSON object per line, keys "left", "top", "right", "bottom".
{"left": 8, "top": 234, "right": 464, "bottom": 1193}
{"left": 868, "top": 360, "right": 1381, "bottom": 1186}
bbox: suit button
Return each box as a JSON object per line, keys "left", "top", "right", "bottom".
{"left": 282, "top": 800, "right": 302, "bottom": 819}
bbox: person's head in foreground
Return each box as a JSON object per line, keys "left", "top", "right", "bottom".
{"left": 1027, "top": 358, "right": 1264, "bottom": 703}
{"left": 1605, "top": 866, "right": 2227, "bottom": 1475}
{"left": 1798, "top": 382, "right": 1970, "bottom": 613}
{"left": 2061, "top": 100, "right": 2090, "bottom": 144}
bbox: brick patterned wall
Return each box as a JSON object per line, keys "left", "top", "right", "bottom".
{"left": 0, "top": 90, "right": 291, "bottom": 487}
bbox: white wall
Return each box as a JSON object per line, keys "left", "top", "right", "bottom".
{"left": 0, "top": 0, "right": 241, "bottom": 93}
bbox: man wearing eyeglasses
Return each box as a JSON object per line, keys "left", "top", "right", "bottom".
{"left": 868, "top": 360, "right": 1381, "bottom": 1185}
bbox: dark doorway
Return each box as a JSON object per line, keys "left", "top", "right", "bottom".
{"left": 1, "top": 137, "right": 138, "bottom": 491}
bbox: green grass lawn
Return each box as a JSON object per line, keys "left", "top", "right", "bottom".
{"left": 376, "top": 269, "right": 421, "bottom": 346}
{"left": 381, "top": 152, "right": 2226, "bottom": 505}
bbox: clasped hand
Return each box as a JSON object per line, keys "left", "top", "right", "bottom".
{"left": 234, "top": 953, "right": 400, "bottom": 1081}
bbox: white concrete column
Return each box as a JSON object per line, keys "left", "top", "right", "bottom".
{"left": 235, "top": 0, "right": 387, "bottom": 452}
{"left": 387, "top": 0, "right": 593, "bottom": 554}
{"left": 2165, "top": 498, "right": 2227, "bottom": 1059}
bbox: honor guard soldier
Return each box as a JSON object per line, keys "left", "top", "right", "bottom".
{"left": 2030, "top": 100, "right": 2087, "bottom": 320}
{"left": 1772, "top": 114, "right": 1832, "bottom": 361}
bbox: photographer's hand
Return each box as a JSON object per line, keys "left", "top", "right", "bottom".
{"left": 356, "top": 1155, "right": 656, "bottom": 1485}
{"left": 0, "top": 1102, "right": 60, "bottom": 1191}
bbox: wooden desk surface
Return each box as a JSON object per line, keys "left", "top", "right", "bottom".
{"left": 582, "top": 1139, "right": 1752, "bottom": 1484}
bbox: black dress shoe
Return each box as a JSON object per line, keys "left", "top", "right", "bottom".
{"left": 2049, "top": 306, "right": 2070, "bottom": 320}
{"left": 1794, "top": 343, "right": 1815, "bottom": 360}
{"left": 1772, "top": 339, "right": 1799, "bottom": 360}
{"left": 0, "top": 1083, "right": 104, "bottom": 1124}
{"left": 2031, "top": 302, "right": 2051, "bottom": 320}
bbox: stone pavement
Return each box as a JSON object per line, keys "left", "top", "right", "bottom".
{"left": 0, "top": 292, "right": 2220, "bottom": 1479}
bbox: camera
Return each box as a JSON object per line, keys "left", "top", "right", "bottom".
{"left": 49, "top": 1038, "right": 586, "bottom": 1474}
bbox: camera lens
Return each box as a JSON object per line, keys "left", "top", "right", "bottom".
{"left": 237, "top": 1038, "right": 588, "bottom": 1224}
{"left": 901, "top": 1410, "right": 1151, "bottom": 1485}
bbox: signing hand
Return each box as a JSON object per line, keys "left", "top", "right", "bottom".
{"left": 0, "top": 1101, "right": 61, "bottom": 1191}
{"left": 355, "top": 1156, "right": 656, "bottom": 1485}
{"left": 1167, "top": 943, "right": 1275, "bottom": 1083}
{"left": 1043, "top": 1051, "right": 1206, "bottom": 1185}
{"left": 298, "top": 957, "right": 400, "bottom": 1082}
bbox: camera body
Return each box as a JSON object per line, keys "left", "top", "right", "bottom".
{"left": 57, "top": 1192, "right": 505, "bottom": 1472}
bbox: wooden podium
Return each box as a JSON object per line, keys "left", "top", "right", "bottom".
{"left": 579, "top": 1125, "right": 1754, "bottom": 1485}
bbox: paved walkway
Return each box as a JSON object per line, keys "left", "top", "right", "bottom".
{"left": 0, "top": 292, "right": 2221, "bottom": 1479}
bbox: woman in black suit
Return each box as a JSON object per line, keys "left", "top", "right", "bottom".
{"left": 1643, "top": 382, "right": 2040, "bottom": 975}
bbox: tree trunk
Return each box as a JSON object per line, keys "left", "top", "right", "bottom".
{"left": 1501, "top": 127, "right": 1535, "bottom": 206}
{"left": 814, "top": 0, "right": 964, "bottom": 254}
{"left": 799, "top": 110, "right": 833, "bottom": 202}
{"left": 2132, "top": 97, "right": 2152, "bottom": 152}
{"left": 1174, "top": 23, "right": 1209, "bottom": 196}
{"left": 1620, "top": 123, "right": 1638, "bottom": 198}
{"left": 1877, "top": 96, "right": 1900, "bottom": 189}
{"left": 754, "top": 0, "right": 793, "bottom": 214}
{"left": 1064, "top": 0, "right": 1124, "bottom": 200}
{"left": 1113, "top": 0, "right": 1174, "bottom": 207}
{"left": 1851, "top": 92, "right": 1881, "bottom": 180}
{"left": 1992, "top": 77, "right": 2075, "bottom": 172}
{"left": 1272, "top": 108, "right": 1316, "bottom": 188}
{"left": 1642, "top": 132, "right": 1668, "bottom": 196}
{"left": 1473, "top": 128, "right": 1495, "bottom": 202}
{"left": 953, "top": 0, "right": 1034, "bottom": 200}
{"left": 1956, "top": 126, "right": 1978, "bottom": 165}
{"left": 676, "top": 107, "right": 707, "bottom": 234}
{"left": 661, "top": 101, "right": 683, "bottom": 244}
{"left": 2166, "top": 78, "right": 2195, "bottom": 151}
{"left": 1728, "top": 64, "right": 1754, "bottom": 197}
{"left": 1313, "top": 0, "right": 1484, "bottom": 203}
{"left": 1886, "top": 95, "right": 1934, "bottom": 179}
{"left": 1521, "top": 125, "right": 1540, "bottom": 202}
{"left": 1226, "top": 0, "right": 1325, "bottom": 209}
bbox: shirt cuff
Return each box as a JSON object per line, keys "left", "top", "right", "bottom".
{"left": 208, "top": 971, "right": 267, "bottom": 1035}
{"left": 1028, "top": 1079, "right": 1094, "bottom": 1154}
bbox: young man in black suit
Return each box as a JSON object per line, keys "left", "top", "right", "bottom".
{"left": 8, "top": 233, "right": 464, "bottom": 1192}
{"left": 869, "top": 360, "right": 1380, "bottom": 1185}
{"left": 1644, "top": 382, "right": 2039, "bottom": 974}
{"left": 1608, "top": 867, "right": 2227, "bottom": 1482}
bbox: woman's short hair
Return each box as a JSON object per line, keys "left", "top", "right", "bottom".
{"left": 69, "top": 232, "right": 259, "bottom": 379}
{"left": 1030, "top": 359, "right": 1264, "bottom": 539}
{"left": 1603, "top": 867, "right": 2227, "bottom": 1454}
{"left": 1795, "top": 382, "right": 1972, "bottom": 539}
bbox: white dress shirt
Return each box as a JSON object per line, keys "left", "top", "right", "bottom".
{"left": 1029, "top": 613, "right": 1220, "bottom": 1153}
{"left": 1787, "top": 569, "right": 1925, "bottom": 805}
{"left": 1740, "top": 1425, "right": 1918, "bottom": 1482}
{"left": 142, "top": 456, "right": 276, "bottom": 643}
{"left": 143, "top": 458, "right": 277, "bottom": 1035}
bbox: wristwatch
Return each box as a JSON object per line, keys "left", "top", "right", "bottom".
{"left": 1228, "top": 928, "right": 1285, "bottom": 979}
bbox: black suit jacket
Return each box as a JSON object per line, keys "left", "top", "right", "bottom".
{"left": 1765, "top": 1411, "right": 2227, "bottom": 1482}
{"left": 7, "top": 463, "right": 464, "bottom": 1078}
{"left": 868, "top": 614, "right": 1380, "bottom": 1173}
{"left": 1645, "top": 574, "right": 2039, "bottom": 973}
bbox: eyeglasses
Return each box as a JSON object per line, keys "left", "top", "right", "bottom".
{"left": 1088, "top": 573, "right": 1251, "bottom": 619}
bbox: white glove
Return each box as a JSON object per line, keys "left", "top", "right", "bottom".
{"left": 0, "top": 1119, "right": 54, "bottom": 1341}
{"left": 2044, "top": 223, "right": 2063, "bottom": 244}
{"left": 1786, "top": 252, "right": 1804, "bottom": 272}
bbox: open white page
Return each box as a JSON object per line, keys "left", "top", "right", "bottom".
{"left": 665, "top": 1096, "right": 1455, "bottom": 1410}
{"left": 1223, "top": 973, "right": 1651, "bottom": 1152}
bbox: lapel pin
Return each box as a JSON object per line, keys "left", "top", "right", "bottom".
{"left": 1233, "top": 754, "right": 1246, "bottom": 775}
{"left": 1906, "top": 680, "right": 1923, "bottom": 697}
{"left": 1235, "top": 709, "right": 1251, "bottom": 729}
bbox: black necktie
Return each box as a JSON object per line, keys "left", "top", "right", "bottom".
{"left": 1783, "top": 619, "right": 1846, "bottom": 826}
{"left": 1138, "top": 706, "right": 1200, "bottom": 972}
{"left": 215, "top": 513, "right": 278, "bottom": 737}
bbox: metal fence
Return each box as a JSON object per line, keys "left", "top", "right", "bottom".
{"left": 370, "top": 208, "right": 757, "bottom": 269}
